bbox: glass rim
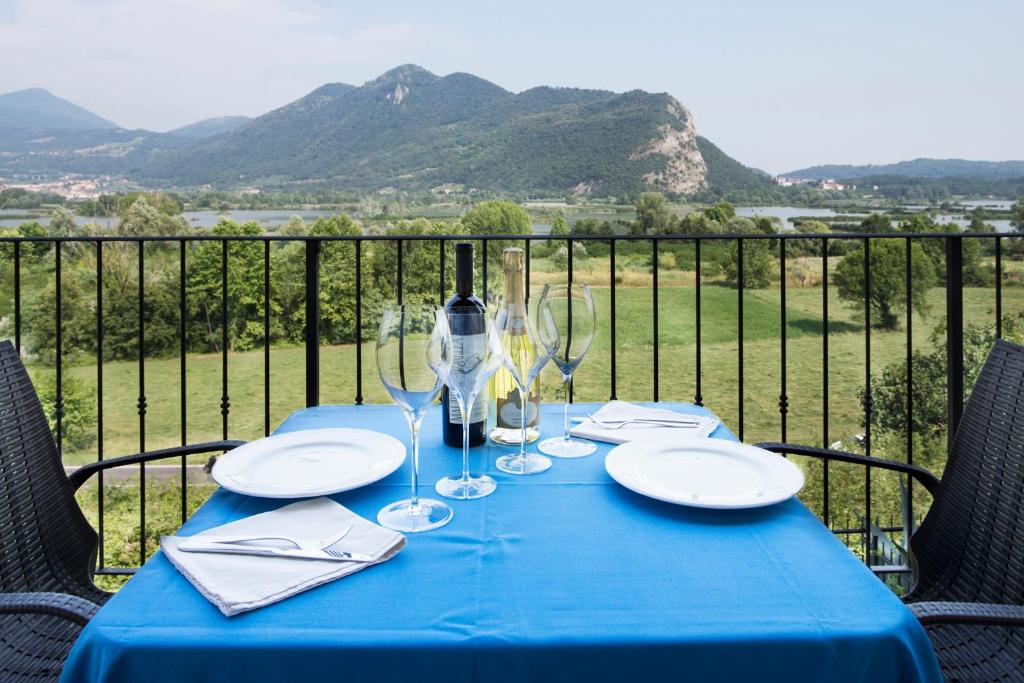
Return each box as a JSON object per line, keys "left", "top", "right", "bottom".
{"left": 382, "top": 303, "right": 443, "bottom": 311}
{"left": 541, "top": 282, "right": 593, "bottom": 294}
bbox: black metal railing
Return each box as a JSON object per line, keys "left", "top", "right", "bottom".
{"left": 0, "top": 230, "right": 1017, "bottom": 577}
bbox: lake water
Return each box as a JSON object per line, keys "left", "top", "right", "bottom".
{"left": 0, "top": 208, "right": 350, "bottom": 230}
{"left": 1, "top": 205, "right": 1015, "bottom": 233}
{"left": 735, "top": 206, "right": 1013, "bottom": 233}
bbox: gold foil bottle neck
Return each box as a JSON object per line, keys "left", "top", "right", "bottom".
{"left": 503, "top": 247, "right": 525, "bottom": 304}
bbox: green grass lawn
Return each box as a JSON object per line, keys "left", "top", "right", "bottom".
{"left": 52, "top": 282, "right": 1018, "bottom": 465}
{"left": 34, "top": 258, "right": 1023, "bottom": 577}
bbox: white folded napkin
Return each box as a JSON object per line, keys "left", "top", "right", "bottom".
{"left": 569, "top": 400, "right": 719, "bottom": 445}
{"left": 160, "top": 497, "right": 405, "bottom": 617}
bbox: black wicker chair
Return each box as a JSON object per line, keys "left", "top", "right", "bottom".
{"left": 759, "top": 338, "right": 1024, "bottom": 682}
{"left": 0, "top": 340, "right": 243, "bottom": 682}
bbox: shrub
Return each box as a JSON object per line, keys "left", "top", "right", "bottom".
{"left": 34, "top": 369, "right": 97, "bottom": 452}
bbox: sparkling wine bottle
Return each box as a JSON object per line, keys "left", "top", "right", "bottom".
{"left": 488, "top": 247, "right": 541, "bottom": 445}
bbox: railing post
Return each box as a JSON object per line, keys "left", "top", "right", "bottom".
{"left": 305, "top": 239, "right": 321, "bottom": 407}
{"left": 945, "top": 236, "right": 964, "bottom": 452}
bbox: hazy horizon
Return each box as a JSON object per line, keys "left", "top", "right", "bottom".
{"left": 1, "top": 0, "right": 1021, "bottom": 174}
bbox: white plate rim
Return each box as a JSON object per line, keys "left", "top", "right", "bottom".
{"left": 212, "top": 428, "right": 406, "bottom": 498}
{"left": 604, "top": 437, "right": 804, "bottom": 509}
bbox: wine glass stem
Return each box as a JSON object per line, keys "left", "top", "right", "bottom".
{"left": 406, "top": 411, "right": 423, "bottom": 509}
{"left": 518, "top": 384, "right": 528, "bottom": 460}
{"left": 460, "top": 396, "right": 471, "bottom": 481}
{"left": 562, "top": 372, "right": 571, "bottom": 442}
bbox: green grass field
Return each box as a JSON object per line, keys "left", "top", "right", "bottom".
{"left": 34, "top": 252, "right": 1022, "bottom": 576}
{"left": 53, "top": 282, "right": 1017, "bottom": 464}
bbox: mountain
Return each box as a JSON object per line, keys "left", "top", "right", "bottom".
{"left": 168, "top": 115, "right": 252, "bottom": 139}
{"left": 785, "top": 158, "right": 1024, "bottom": 181}
{"left": 695, "top": 137, "right": 774, "bottom": 195}
{"left": 0, "top": 67, "right": 767, "bottom": 197}
{"left": 0, "top": 88, "right": 118, "bottom": 129}
{"left": 140, "top": 64, "right": 754, "bottom": 197}
{"left": 0, "top": 127, "right": 193, "bottom": 176}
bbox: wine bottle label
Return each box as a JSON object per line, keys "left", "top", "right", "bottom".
{"left": 505, "top": 305, "right": 528, "bottom": 336}
{"left": 496, "top": 386, "right": 540, "bottom": 428}
{"left": 448, "top": 333, "right": 487, "bottom": 424}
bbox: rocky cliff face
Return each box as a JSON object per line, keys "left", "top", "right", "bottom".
{"left": 631, "top": 98, "right": 708, "bottom": 194}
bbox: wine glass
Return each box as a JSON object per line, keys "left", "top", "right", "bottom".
{"left": 493, "top": 301, "right": 558, "bottom": 475}
{"left": 433, "top": 309, "right": 504, "bottom": 499}
{"left": 376, "top": 304, "right": 453, "bottom": 533}
{"left": 537, "top": 283, "right": 598, "bottom": 458}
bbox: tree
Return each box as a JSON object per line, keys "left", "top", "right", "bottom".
{"left": 723, "top": 239, "right": 773, "bottom": 288}
{"left": 867, "top": 311, "right": 1024, "bottom": 450}
{"left": 274, "top": 215, "right": 364, "bottom": 345}
{"left": 678, "top": 211, "right": 722, "bottom": 235}
{"left": 48, "top": 207, "right": 78, "bottom": 236}
{"left": 859, "top": 213, "right": 893, "bottom": 233}
{"left": 94, "top": 243, "right": 181, "bottom": 360}
{"left": 795, "top": 219, "right": 830, "bottom": 234}
{"left": 565, "top": 217, "right": 613, "bottom": 256}
{"left": 22, "top": 266, "right": 94, "bottom": 364}
{"left": 725, "top": 217, "right": 756, "bottom": 234}
{"left": 548, "top": 213, "right": 567, "bottom": 248}
{"left": 703, "top": 202, "right": 736, "bottom": 225}
{"left": 34, "top": 370, "right": 97, "bottom": 451}
{"left": 280, "top": 216, "right": 307, "bottom": 236}
{"left": 1011, "top": 197, "right": 1024, "bottom": 232}
{"left": 900, "top": 214, "right": 990, "bottom": 287}
{"left": 966, "top": 217, "right": 991, "bottom": 232}
{"left": 834, "top": 240, "right": 935, "bottom": 330}
{"left": 117, "top": 196, "right": 189, "bottom": 236}
{"left": 460, "top": 200, "right": 531, "bottom": 235}
{"left": 569, "top": 218, "right": 614, "bottom": 236}
{"left": 187, "top": 219, "right": 267, "bottom": 351}
{"left": 460, "top": 201, "right": 528, "bottom": 294}
{"left": 118, "top": 192, "right": 183, "bottom": 217}
{"left": 633, "top": 192, "right": 670, "bottom": 234}
{"left": 550, "top": 213, "right": 567, "bottom": 236}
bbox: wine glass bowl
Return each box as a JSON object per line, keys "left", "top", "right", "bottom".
{"left": 434, "top": 309, "right": 504, "bottom": 500}
{"left": 537, "top": 283, "right": 598, "bottom": 458}
{"left": 376, "top": 304, "right": 454, "bottom": 532}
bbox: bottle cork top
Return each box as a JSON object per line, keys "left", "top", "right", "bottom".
{"left": 503, "top": 246, "right": 524, "bottom": 272}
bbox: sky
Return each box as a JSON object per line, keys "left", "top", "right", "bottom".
{"left": 0, "top": 0, "right": 1021, "bottom": 173}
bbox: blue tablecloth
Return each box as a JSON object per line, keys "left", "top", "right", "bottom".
{"left": 62, "top": 403, "right": 941, "bottom": 683}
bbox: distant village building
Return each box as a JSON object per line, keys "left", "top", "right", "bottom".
{"left": 819, "top": 179, "right": 846, "bottom": 191}
{"left": 0, "top": 176, "right": 102, "bottom": 199}
{"left": 773, "top": 176, "right": 815, "bottom": 187}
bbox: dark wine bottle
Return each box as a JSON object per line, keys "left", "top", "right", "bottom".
{"left": 442, "top": 243, "right": 487, "bottom": 447}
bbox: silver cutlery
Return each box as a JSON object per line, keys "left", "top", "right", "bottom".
{"left": 190, "top": 525, "right": 353, "bottom": 551}
{"left": 178, "top": 541, "right": 373, "bottom": 562}
{"left": 178, "top": 524, "right": 372, "bottom": 562}
{"left": 575, "top": 414, "right": 701, "bottom": 430}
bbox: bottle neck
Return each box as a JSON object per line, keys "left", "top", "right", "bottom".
{"left": 455, "top": 244, "right": 473, "bottom": 297}
{"left": 502, "top": 268, "right": 527, "bottom": 336}
{"left": 503, "top": 271, "right": 524, "bottom": 306}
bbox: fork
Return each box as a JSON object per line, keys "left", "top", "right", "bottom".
{"left": 194, "top": 524, "right": 354, "bottom": 551}
{"left": 583, "top": 414, "right": 701, "bottom": 430}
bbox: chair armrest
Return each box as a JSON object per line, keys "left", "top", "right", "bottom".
{"left": 909, "top": 601, "right": 1024, "bottom": 627}
{"left": 68, "top": 440, "right": 246, "bottom": 491}
{"left": 0, "top": 592, "right": 101, "bottom": 626}
{"left": 755, "top": 442, "right": 941, "bottom": 495}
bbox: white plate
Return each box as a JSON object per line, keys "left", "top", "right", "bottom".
{"left": 212, "top": 428, "right": 406, "bottom": 498}
{"left": 605, "top": 438, "right": 804, "bottom": 509}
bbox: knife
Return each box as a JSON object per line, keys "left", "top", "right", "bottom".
{"left": 570, "top": 416, "right": 701, "bottom": 425}
{"left": 178, "top": 540, "right": 373, "bottom": 562}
